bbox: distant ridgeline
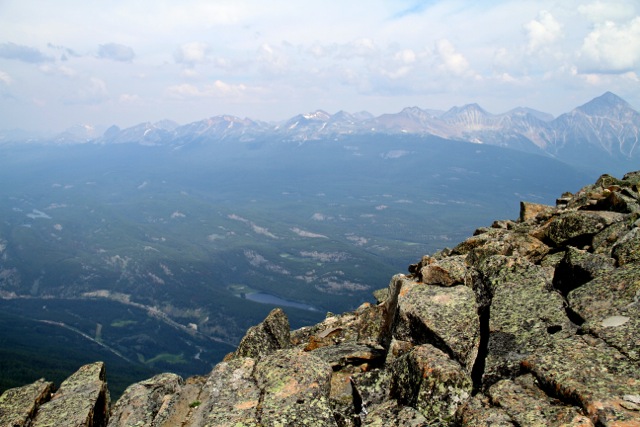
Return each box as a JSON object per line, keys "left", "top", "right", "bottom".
{"left": 1, "top": 171, "right": 639, "bottom": 426}
{"left": 4, "top": 91, "right": 638, "bottom": 177}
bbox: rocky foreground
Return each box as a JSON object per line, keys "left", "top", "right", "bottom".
{"left": 1, "top": 172, "right": 640, "bottom": 427}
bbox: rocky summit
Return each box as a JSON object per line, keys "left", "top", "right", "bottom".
{"left": 1, "top": 172, "right": 640, "bottom": 427}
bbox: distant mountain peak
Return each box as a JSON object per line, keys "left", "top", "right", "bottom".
{"left": 576, "top": 91, "right": 632, "bottom": 116}
{"left": 442, "top": 103, "right": 490, "bottom": 119}
{"left": 302, "top": 110, "right": 331, "bottom": 121}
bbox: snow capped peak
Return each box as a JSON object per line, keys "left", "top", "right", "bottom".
{"left": 302, "top": 110, "right": 331, "bottom": 121}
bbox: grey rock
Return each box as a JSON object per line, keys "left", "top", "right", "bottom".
{"left": 108, "top": 373, "right": 183, "bottom": 427}
{"left": 254, "top": 348, "right": 336, "bottom": 426}
{"left": 231, "top": 307, "right": 291, "bottom": 360}
{"left": 475, "top": 255, "right": 573, "bottom": 386}
{"left": 522, "top": 335, "right": 640, "bottom": 426}
{"left": 188, "top": 357, "right": 261, "bottom": 427}
{"left": 362, "top": 400, "right": 429, "bottom": 426}
{"left": 568, "top": 263, "right": 640, "bottom": 361}
{"left": 552, "top": 246, "right": 615, "bottom": 295}
{"left": 455, "top": 394, "right": 515, "bottom": 426}
{"left": 612, "top": 227, "right": 640, "bottom": 266}
{"left": 0, "top": 379, "right": 53, "bottom": 427}
{"left": 390, "top": 344, "right": 472, "bottom": 424}
{"left": 32, "top": 362, "right": 109, "bottom": 427}
{"left": 546, "top": 210, "right": 626, "bottom": 248}
{"left": 394, "top": 281, "right": 480, "bottom": 373}
{"left": 487, "top": 375, "right": 594, "bottom": 426}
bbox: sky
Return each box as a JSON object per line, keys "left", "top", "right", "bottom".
{"left": 0, "top": 0, "right": 639, "bottom": 133}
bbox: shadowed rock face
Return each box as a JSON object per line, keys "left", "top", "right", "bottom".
{"left": 2, "top": 171, "right": 640, "bottom": 426}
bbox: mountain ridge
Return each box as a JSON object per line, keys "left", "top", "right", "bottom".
{"left": 3, "top": 91, "right": 636, "bottom": 175}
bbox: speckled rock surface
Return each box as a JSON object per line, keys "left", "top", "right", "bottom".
{"left": 231, "top": 307, "right": 291, "bottom": 360}
{"left": 188, "top": 357, "right": 261, "bottom": 427}
{"left": 32, "top": 361, "right": 109, "bottom": 427}
{"left": 3, "top": 171, "right": 640, "bottom": 426}
{"left": 487, "top": 374, "right": 594, "bottom": 426}
{"left": 478, "top": 255, "right": 574, "bottom": 386}
{"left": 0, "top": 379, "right": 53, "bottom": 427}
{"left": 390, "top": 344, "right": 472, "bottom": 425}
{"left": 394, "top": 282, "right": 480, "bottom": 373}
{"left": 568, "top": 263, "right": 640, "bottom": 362}
{"left": 521, "top": 335, "right": 640, "bottom": 426}
{"left": 107, "top": 373, "right": 183, "bottom": 427}
{"left": 254, "top": 348, "right": 335, "bottom": 426}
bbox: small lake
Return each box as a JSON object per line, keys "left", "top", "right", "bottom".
{"left": 243, "top": 292, "right": 320, "bottom": 312}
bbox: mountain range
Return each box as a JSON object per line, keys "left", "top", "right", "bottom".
{"left": 7, "top": 91, "right": 636, "bottom": 176}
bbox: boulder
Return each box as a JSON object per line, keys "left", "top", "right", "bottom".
{"left": 394, "top": 280, "right": 480, "bottom": 373}
{"left": 519, "top": 201, "right": 555, "bottom": 222}
{"left": 390, "top": 344, "right": 472, "bottom": 424}
{"left": 522, "top": 335, "right": 640, "bottom": 426}
{"left": 231, "top": 307, "right": 291, "bottom": 360}
{"left": 0, "top": 379, "right": 53, "bottom": 427}
{"left": 487, "top": 375, "right": 594, "bottom": 426}
{"left": 419, "top": 255, "right": 469, "bottom": 287}
{"left": 455, "top": 394, "right": 515, "bottom": 426}
{"left": 475, "top": 255, "right": 573, "bottom": 386}
{"left": 108, "top": 373, "right": 183, "bottom": 427}
{"left": 552, "top": 246, "right": 615, "bottom": 296}
{"left": 545, "top": 211, "right": 626, "bottom": 248}
{"left": 361, "top": 400, "right": 428, "bottom": 426}
{"left": 253, "top": 348, "right": 336, "bottom": 426}
{"left": 187, "top": 357, "right": 261, "bottom": 427}
{"left": 592, "top": 220, "right": 632, "bottom": 256}
{"left": 611, "top": 227, "right": 640, "bottom": 266}
{"left": 568, "top": 263, "right": 640, "bottom": 362}
{"left": 32, "top": 362, "right": 109, "bottom": 427}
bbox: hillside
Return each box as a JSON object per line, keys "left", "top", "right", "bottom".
{"left": 1, "top": 170, "right": 638, "bottom": 426}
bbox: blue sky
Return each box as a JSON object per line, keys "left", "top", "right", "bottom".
{"left": 0, "top": 0, "right": 639, "bottom": 132}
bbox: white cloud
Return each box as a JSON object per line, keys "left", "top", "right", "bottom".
{"left": 174, "top": 42, "right": 210, "bottom": 65}
{"left": 0, "top": 70, "right": 12, "bottom": 85}
{"left": 166, "top": 83, "right": 201, "bottom": 98}
{"left": 578, "top": 1, "right": 638, "bottom": 23}
{"left": 39, "top": 64, "right": 77, "bottom": 77}
{"left": 435, "top": 39, "right": 471, "bottom": 76}
{"left": 166, "top": 80, "right": 250, "bottom": 99}
{"left": 68, "top": 77, "right": 109, "bottom": 105}
{"left": 258, "top": 43, "right": 289, "bottom": 73}
{"left": 119, "top": 93, "right": 141, "bottom": 103}
{"left": 524, "top": 10, "right": 562, "bottom": 53}
{"left": 395, "top": 49, "right": 417, "bottom": 64}
{"left": 579, "top": 17, "right": 640, "bottom": 73}
{"left": 336, "top": 38, "right": 378, "bottom": 59}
